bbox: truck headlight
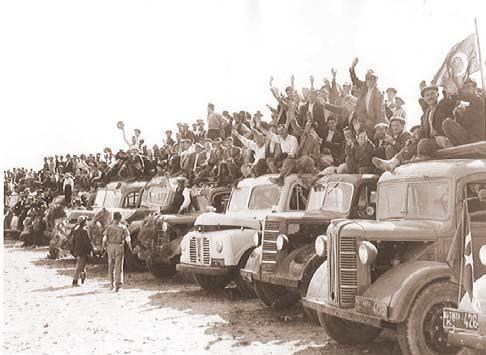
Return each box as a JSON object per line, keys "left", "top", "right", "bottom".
{"left": 315, "top": 235, "right": 327, "bottom": 257}
{"left": 358, "top": 241, "right": 378, "bottom": 265}
{"left": 480, "top": 245, "right": 486, "bottom": 266}
{"left": 160, "top": 221, "right": 169, "bottom": 232}
{"left": 276, "top": 234, "right": 288, "bottom": 251}
{"left": 216, "top": 239, "right": 223, "bottom": 253}
{"left": 253, "top": 232, "right": 260, "bottom": 246}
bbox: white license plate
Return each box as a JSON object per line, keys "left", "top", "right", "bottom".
{"left": 355, "top": 296, "right": 387, "bottom": 318}
{"left": 443, "top": 308, "right": 479, "bottom": 332}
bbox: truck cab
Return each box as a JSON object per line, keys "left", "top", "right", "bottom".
{"left": 176, "top": 174, "right": 310, "bottom": 297}
{"left": 132, "top": 184, "right": 230, "bottom": 279}
{"left": 302, "top": 157, "right": 486, "bottom": 355}
{"left": 241, "top": 174, "right": 378, "bottom": 318}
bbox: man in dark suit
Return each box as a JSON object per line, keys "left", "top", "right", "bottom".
{"left": 372, "top": 85, "right": 452, "bottom": 171}
{"left": 349, "top": 57, "right": 387, "bottom": 135}
{"left": 298, "top": 90, "right": 327, "bottom": 140}
{"left": 321, "top": 116, "right": 345, "bottom": 165}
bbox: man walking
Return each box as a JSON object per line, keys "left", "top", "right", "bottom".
{"left": 72, "top": 216, "right": 94, "bottom": 287}
{"left": 101, "top": 212, "right": 133, "bottom": 292}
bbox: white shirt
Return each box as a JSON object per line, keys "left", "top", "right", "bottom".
{"left": 63, "top": 177, "right": 74, "bottom": 190}
{"left": 365, "top": 89, "right": 373, "bottom": 113}
{"left": 326, "top": 130, "right": 335, "bottom": 143}
{"left": 308, "top": 102, "right": 315, "bottom": 114}
{"left": 239, "top": 136, "right": 266, "bottom": 165}
{"left": 269, "top": 133, "right": 299, "bottom": 157}
{"left": 180, "top": 187, "right": 191, "bottom": 211}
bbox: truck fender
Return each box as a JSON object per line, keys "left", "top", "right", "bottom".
{"left": 283, "top": 245, "right": 325, "bottom": 291}
{"left": 361, "top": 261, "right": 452, "bottom": 323}
{"left": 303, "top": 260, "right": 329, "bottom": 304}
{"left": 241, "top": 246, "right": 262, "bottom": 275}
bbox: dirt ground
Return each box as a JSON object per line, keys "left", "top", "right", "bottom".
{"left": 3, "top": 239, "right": 400, "bottom": 354}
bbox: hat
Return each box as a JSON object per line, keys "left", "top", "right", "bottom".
{"left": 222, "top": 110, "right": 229, "bottom": 116}
{"left": 196, "top": 119, "right": 204, "bottom": 124}
{"left": 389, "top": 116, "right": 406, "bottom": 125}
{"left": 365, "top": 69, "right": 378, "bottom": 79}
{"left": 212, "top": 138, "right": 222, "bottom": 144}
{"left": 176, "top": 176, "right": 187, "bottom": 182}
{"left": 463, "top": 77, "right": 477, "bottom": 87}
{"left": 224, "top": 137, "right": 233, "bottom": 143}
{"left": 203, "top": 138, "right": 213, "bottom": 143}
{"left": 254, "top": 111, "right": 263, "bottom": 117}
{"left": 77, "top": 215, "right": 87, "bottom": 224}
{"left": 374, "top": 123, "right": 389, "bottom": 129}
{"left": 395, "top": 96, "right": 405, "bottom": 105}
{"left": 420, "top": 84, "right": 438, "bottom": 97}
{"left": 410, "top": 125, "right": 421, "bottom": 132}
{"left": 181, "top": 123, "right": 189, "bottom": 127}
{"left": 386, "top": 87, "right": 397, "bottom": 94}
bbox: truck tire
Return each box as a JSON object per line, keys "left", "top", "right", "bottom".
{"left": 146, "top": 256, "right": 176, "bottom": 279}
{"left": 317, "top": 313, "right": 381, "bottom": 345}
{"left": 254, "top": 280, "right": 299, "bottom": 309}
{"left": 397, "top": 280, "right": 461, "bottom": 355}
{"left": 194, "top": 274, "right": 232, "bottom": 289}
{"left": 234, "top": 249, "right": 256, "bottom": 298}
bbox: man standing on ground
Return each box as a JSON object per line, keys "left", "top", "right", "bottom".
{"left": 101, "top": 212, "right": 133, "bottom": 292}
{"left": 72, "top": 216, "right": 94, "bottom": 287}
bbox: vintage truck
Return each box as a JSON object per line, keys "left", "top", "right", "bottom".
{"left": 48, "top": 180, "right": 149, "bottom": 267}
{"left": 131, "top": 183, "right": 230, "bottom": 279}
{"left": 302, "top": 154, "right": 486, "bottom": 355}
{"left": 176, "top": 174, "right": 311, "bottom": 297}
{"left": 241, "top": 174, "right": 378, "bottom": 320}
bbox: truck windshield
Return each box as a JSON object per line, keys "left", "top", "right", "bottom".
{"left": 94, "top": 189, "right": 122, "bottom": 209}
{"left": 248, "top": 184, "right": 282, "bottom": 210}
{"left": 377, "top": 180, "right": 450, "bottom": 221}
{"left": 227, "top": 187, "right": 251, "bottom": 212}
{"left": 307, "top": 182, "right": 354, "bottom": 213}
{"left": 141, "top": 186, "right": 170, "bottom": 208}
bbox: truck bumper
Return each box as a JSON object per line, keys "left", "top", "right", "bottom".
{"left": 447, "top": 330, "right": 486, "bottom": 351}
{"left": 301, "top": 298, "right": 384, "bottom": 328}
{"left": 253, "top": 272, "right": 299, "bottom": 288}
{"left": 176, "top": 263, "right": 236, "bottom": 276}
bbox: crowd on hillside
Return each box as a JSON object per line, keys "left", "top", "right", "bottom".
{"left": 4, "top": 57, "right": 486, "bottom": 241}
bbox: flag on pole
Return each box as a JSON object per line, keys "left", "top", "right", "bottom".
{"left": 433, "top": 34, "right": 480, "bottom": 94}
{"left": 446, "top": 200, "right": 475, "bottom": 302}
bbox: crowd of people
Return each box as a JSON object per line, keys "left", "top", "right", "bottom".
{"left": 4, "top": 56, "right": 486, "bottom": 245}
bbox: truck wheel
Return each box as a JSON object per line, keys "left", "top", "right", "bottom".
{"left": 397, "top": 280, "right": 461, "bottom": 355}
{"left": 234, "top": 249, "right": 256, "bottom": 298}
{"left": 317, "top": 313, "right": 381, "bottom": 345}
{"left": 194, "top": 274, "right": 232, "bottom": 289}
{"left": 124, "top": 244, "right": 147, "bottom": 272}
{"left": 254, "top": 280, "right": 299, "bottom": 309}
{"left": 146, "top": 256, "right": 176, "bottom": 279}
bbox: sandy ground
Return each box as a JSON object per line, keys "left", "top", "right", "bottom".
{"left": 3, "top": 238, "right": 400, "bottom": 355}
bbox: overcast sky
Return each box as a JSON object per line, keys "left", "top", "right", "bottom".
{"left": 1, "top": 0, "right": 485, "bottom": 170}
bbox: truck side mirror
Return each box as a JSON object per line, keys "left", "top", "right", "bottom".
{"left": 370, "top": 191, "right": 377, "bottom": 204}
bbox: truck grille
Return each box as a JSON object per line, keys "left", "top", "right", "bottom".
{"left": 329, "top": 230, "right": 358, "bottom": 308}
{"left": 260, "top": 219, "right": 280, "bottom": 273}
{"left": 189, "top": 236, "right": 210, "bottom": 265}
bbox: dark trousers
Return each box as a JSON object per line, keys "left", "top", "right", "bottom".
{"left": 73, "top": 255, "right": 88, "bottom": 282}
{"left": 442, "top": 118, "right": 473, "bottom": 146}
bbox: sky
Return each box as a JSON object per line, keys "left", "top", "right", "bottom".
{"left": 1, "top": 0, "right": 486, "bottom": 170}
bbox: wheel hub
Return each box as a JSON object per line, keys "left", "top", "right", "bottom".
{"left": 422, "top": 301, "right": 459, "bottom": 354}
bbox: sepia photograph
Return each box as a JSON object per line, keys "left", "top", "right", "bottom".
{"left": 2, "top": 0, "right": 486, "bottom": 354}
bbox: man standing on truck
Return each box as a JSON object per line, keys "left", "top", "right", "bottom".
{"left": 101, "top": 212, "right": 133, "bottom": 292}
{"left": 169, "top": 177, "right": 191, "bottom": 214}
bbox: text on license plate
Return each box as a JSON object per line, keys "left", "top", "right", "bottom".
{"left": 355, "top": 296, "right": 387, "bottom": 318}
{"left": 443, "top": 308, "right": 479, "bottom": 331}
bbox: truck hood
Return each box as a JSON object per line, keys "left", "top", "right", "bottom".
{"left": 194, "top": 212, "right": 261, "bottom": 230}
{"left": 266, "top": 210, "right": 346, "bottom": 224}
{"left": 93, "top": 207, "right": 138, "bottom": 222}
{"left": 338, "top": 219, "right": 440, "bottom": 242}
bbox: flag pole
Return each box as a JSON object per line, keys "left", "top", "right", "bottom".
{"left": 474, "top": 18, "right": 486, "bottom": 140}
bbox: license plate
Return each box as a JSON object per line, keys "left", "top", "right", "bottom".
{"left": 443, "top": 308, "right": 479, "bottom": 332}
{"left": 355, "top": 296, "right": 387, "bottom": 318}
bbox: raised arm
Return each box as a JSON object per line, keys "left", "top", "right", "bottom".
{"left": 349, "top": 57, "right": 365, "bottom": 90}
{"left": 232, "top": 129, "right": 256, "bottom": 151}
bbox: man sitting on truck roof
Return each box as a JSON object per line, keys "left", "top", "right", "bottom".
{"left": 372, "top": 84, "right": 454, "bottom": 172}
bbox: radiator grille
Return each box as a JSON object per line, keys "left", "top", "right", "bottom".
{"left": 189, "top": 236, "right": 210, "bottom": 265}
{"left": 260, "top": 219, "right": 280, "bottom": 273}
